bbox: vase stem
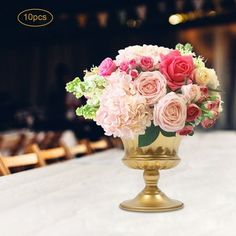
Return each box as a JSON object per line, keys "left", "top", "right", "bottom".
{"left": 143, "top": 169, "right": 160, "bottom": 194}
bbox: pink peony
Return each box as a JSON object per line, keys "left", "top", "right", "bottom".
{"left": 160, "top": 50, "right": 194, "bottom": 91}
{"left": 186, "top": 104, "right": 201, "bottom": 122}
{"left": 140, "top": 56, "right": 154, "bottom": 71}
{"left": 153, "top": 92, "right": 187, "bottom": 132}
{"left": 181, "top": 84, "right": 201, "bottom": 103}
{"left": 134, "top": 71, "right": 167, "bottom": 105}
{"left": 95, "top": 72, "right": 152, "bottom": 138}
{"left": 99, "top": 57, "right": 116, "bottom": 76}
{"left": 177, "top": 125, "right": 194, "bottom": 135}
{"left": 201, "top": 118, "right": 216, "bottom": 128}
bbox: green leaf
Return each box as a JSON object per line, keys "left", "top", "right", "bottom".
{"left": 159, "top": 127, "right": 176, "bottom": 137}
{"left": 138, "top": 123, "right": 160, "bottom": 147}
{"left": 208, "top": 88, "right": 223, "bottom": 93}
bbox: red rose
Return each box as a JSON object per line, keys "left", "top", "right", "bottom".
{"left": 140, "top": 56, "right": 154, "bottom": 71}
{"left": 160, "top": 50, "right": 194, "bottom": 91}
{"left": 177, "top": 125, "right": 194, "bottom": 135}
{"left": 186, "top": 104, "right": 201, "bottom": 122}
{"left": 201, "top": 118, "right": 216, "bottom": 128}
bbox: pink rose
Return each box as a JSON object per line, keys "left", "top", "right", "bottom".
{"left": 119, "top": 61, "right": 129, "bottom": 72}
{"left": 99, "top": 57, "right": 116, "bottom": 76}
{"left": 140, "top": 56, "right": 154, "bottom": 71}
{"left": 129, "top": 59, "right": 137, "bottom": 69}
{"left": 181, "top": 84, "right": 201, "bottom": 103}
{"left": 135, "top": 71, "right": 167, "bottom": 105}
{"left": 209, "top": 110, "right": 219, "bottom": 119}
{"left": 129, "top": 69, "right": 139, "bottom": 79}
{"left": 198, "top": 86, "right": 208, "bottom": 102}
{"left": 202, "top": 100, "right": 220, "bottom": 111}
{"left": 177, "top": 125, "right": 194, "bottom": 135}
{"left": 186, "top": 104, "right": 201, "bottom": 122}
{"left": 160, "top": 50, "right": 194, "bottom": 91}
{"left": 153, "top": 92, "right": 187, "bottom": 132}
{"left": 201, "top": 118, "right": 216, "bottom": 128}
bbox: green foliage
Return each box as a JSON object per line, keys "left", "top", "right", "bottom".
{"left": 159, "top": 127, "right": 176, "bottom": 137}
{"left": 138, "top": 123, "right": 160, "bottom": 147}
{"left": 138, "top": 123, "right": 176, "bottom": 147}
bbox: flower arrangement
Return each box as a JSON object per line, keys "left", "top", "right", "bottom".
{"left": 66, "top": 44, "right": 223, "bottom": 147}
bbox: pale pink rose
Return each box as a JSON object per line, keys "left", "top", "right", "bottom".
{"left": 129, "top": 69, "right": 139, "bottom": 79}
{"left": 186, "top": 104, "right": 201, "bottom": 122}
{"left": 134, "top": 71, "right": 167, "bottom": 105}
{"left": 153, "top": 92, "right": 187, "bottom": 132}
{"left": 95, "top": 71, "right": 152, "bottom": 138}
{"left": 201, "top": 118, "right": 216, "bottom": 128}
{"left": 160, "top": 50, "right": 194, "bottom": 91}
{"left": 99, "top": 57, "right": 116, "bottom": 76}
{"left": 140, "top": 56, "right": 154, "bottom": 71}
{"left": 177, "top": 125, "right": 194, "bottom": 136}
{"left": 181, "top": 84, "right": 201, "bottom": 103}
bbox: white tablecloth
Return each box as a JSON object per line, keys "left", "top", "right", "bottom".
{"left": 0, "top": 131, "right": 236, "bottom": 236}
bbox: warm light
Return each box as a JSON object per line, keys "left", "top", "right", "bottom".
{"left": 76, "top": 14, "right": 88, "bottom": 28}
{"left": 97, "top": 12, "right": 109, "bottom": 28}
{"left": 168, "top": 14, "right": 184, "bottom": 25}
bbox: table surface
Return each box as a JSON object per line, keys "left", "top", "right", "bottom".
{"left": 0, "top": 131, "right": 236, "bottom": 236}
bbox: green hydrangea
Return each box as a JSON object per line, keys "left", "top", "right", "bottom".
{"left": 76, "top": 104, "right": 98, "bottom": 119}
{"left": 176, "top": 43, "right": 194, "bottom": 55}
{"left": 66, "top": 67, "right": 107, "bottom": 120}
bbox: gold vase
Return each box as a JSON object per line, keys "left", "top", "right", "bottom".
{"left": 120, "top": 133, "right": 183, "bottom": 212}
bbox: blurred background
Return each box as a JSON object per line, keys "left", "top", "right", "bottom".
{"left": 0, "top": 0, "right": 236, "bottom": 144}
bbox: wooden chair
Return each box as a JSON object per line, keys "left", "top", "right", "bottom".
{"left": 37, "top": 131, "right": 62, "bottom": 149}
{"left": 60, "top": 130, "right": 91, "bottom": 157}
{"left": 62, "top": 140, "right": 91, "bottom": 157}
{"left": 89, "top": 138, "right": 111, "bottom": 153}
{"left": 0, "top": 152, "right": 44, "bottom": 176}
{"left": 0, "top": 132, "right": 24, "bottom": 156}
{"left": 30, "top": 144, "right": 71, "bottom": 165}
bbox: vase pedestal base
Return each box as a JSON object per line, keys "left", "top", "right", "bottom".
{"left": 120, "top": 189, "right": 183, "bottom": 212}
